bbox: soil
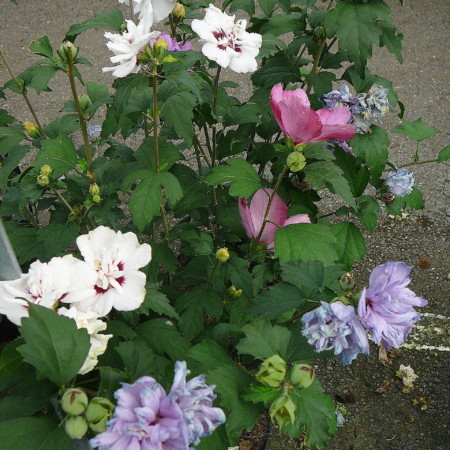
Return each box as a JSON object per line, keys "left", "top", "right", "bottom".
{"left": 0, "top": 0, "right": 448, "bottom": 449}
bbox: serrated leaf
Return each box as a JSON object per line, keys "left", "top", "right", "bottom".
{"left": 251, "top": 53, "right": 302, "bottom": 89}
{"left": 259, "top": 33, "right": 287, "bottom": 59}
{"left": 236, "top": 318, "right": 292, "bottom": 359}
{"left": 331, "top": 221, "right": 366, "bottom": 270}
{"left": 225, "top": 256, "right": 254, "bottom": 298}
{"left": 28, "top": 36, "right": 53, "bottom": 58}
{"left": 34, "top": 135, "right": 77, "bottom": 178}
{"left": 140, "top": 283, "right": 179, "bottom": 319}
{"left": 37, "top": 222, "right": 80, "bottom": 261}
{"left": 392, "top": 118, "right": 437, "bottom": 142}
{"left": 17, "top": 62, "right": 59, "bottom": 93}
{"left": 0, "top": 127, "right": 25, "bottom": 155}
{"left": 355, "top": 195, "right": 380, "bottom": 232}
{"left": 379, "top": 21, "right": 403, "bottom": 63}
{"left": 43, "top": 114, "right": 79, "bottom": 138}
{"left": 206, "top": 157, "right": 260, "bottom": 198}
{"left": 275, "top": 224, "right": 338, "bottom": 265}
{"left": 18, "top": 304, "right": 90, "bottom": 386}
{"left": 66, "top": 10, "right": 124, "bottom": 40}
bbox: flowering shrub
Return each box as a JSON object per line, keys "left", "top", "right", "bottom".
{"left": 0, "top": 0, "right": 447, "bottom": 448}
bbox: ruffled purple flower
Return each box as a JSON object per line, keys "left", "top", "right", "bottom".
{"left": 169, "top": 361, "right": 226, "bottom": 445}
{"left": 358, "top": 262, "right": 428, "bottom": 350}
{"left": 87, "top": 125, "right": 102, "bottom": 144}
{"left": 325, "top": 138, "right": 354, "bottom": 154}
{"left": 322, "top": 84, "right": 359, "bottom": 113}
{"left": 301, "top": 301, "right": 370, "bottom": 365}
{"left": 385, "top": 168, "right": 415, "bottom": 197}
{"left": 150, "top": 32, "right": 192, "bottom": 52}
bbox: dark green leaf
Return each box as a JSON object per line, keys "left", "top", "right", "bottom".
{"left": 98, "top": 367, "right": 127, "bottom": 400}
{"left": 379, "top": 21, "right": 403, "bottom": 63}
{"left": 226, "top": 256, "right": 254, "bottom": 298}
{"left": 251, "top": 53, "right": 302, "bottom": 89}
{"left": 28, "top": 36, "right": 53, "bottom": 58}
{"left": 43, "top": 114, "right": 80, "bottom": 138}
{"left": 0, "top": 340, "right": 25, "bottom": 377}
{"left": 392, "top": 118, "right": 437, "bottom": 142}
{"left": 355, "top": 195, "right": 380, "bottom": 232}
{"left": 0, "top": 127, "right": 25, "bottom": 155}
{"left": 331, "top": 221, "right": 366, "bottom": 270}
{"left": 0, "top": 145, "right": 28, "bottom": 189}
{"left": 242, "top": 385, "right": 281, "bottom": 404}
{"left": 141, "top": 283, "right": 179, "bottom": 319}
{"left": 34, "top": 135, "right": 77, "bottom": 178}
{"left": 438, "top": 144, "right": 450, "bottom": 163}
{"left": 37, "top": 222, "right": 80, "bottom": 261}
{"left": 66, "top": 10, "right": 124, "bottom": 40}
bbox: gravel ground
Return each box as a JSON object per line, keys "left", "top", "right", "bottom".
{"left": 0, "top": 0, "right": 449, "bottom": 449}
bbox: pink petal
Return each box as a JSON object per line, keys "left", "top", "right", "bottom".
{"left": 312, "top": 123, "right": 356, "bottom": 142}
{"left": 278, "top": 97, "right": 323, "bottom": 144}
{"left": 239, "top": 198, "right": 256, "bottom": 238}
{"left": 316, "top": 107, "right": 352, "bottom": 125}
{"left": 284, "top": 214, "right": 311, "bottom": 226}
{"left": 270, "top": 83, "right": 286, "bottom": 135}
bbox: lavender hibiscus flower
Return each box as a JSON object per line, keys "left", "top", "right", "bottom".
{"left": 358, "top": 262, "right": 428, "bottom": 350}
{"left": 301, "top": 301, "right": 370, "bottom": 365}
{"left": 385, "top": 168, "right": 415, "bottom": 197}
{"left": 149, "top": 32, "right": 192, "bottom": 52}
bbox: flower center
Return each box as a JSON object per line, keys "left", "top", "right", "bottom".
{"left": 213, "top": 24, "right": 243, "bottom": 53}
{"left": 94, "top": 259, "right": 125, "bottom": 295}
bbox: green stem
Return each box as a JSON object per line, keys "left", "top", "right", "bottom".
{"left": 22, "top": 206, "right": 39, "bottom": 228}
{"left": 193, "top": 135, "right": 212, "bottom": 169}
{"left": 0, "top": 50, "right": 45, "bottom": 135}
{"left": 306, "top": 36, "right": 327, "bottom": 95}
{"left": 52, "top": 188, "right": 80, "bottom": 224}
{"left": 211, "top": 66, "right": 221, "bottom": 167}
{"left": 66, "top": 52, "right": 95, "bottom": 184}
{"left": 383, "top": 158, "right": 439, "bottom": 171}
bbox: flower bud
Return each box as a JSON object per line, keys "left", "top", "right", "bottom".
{"left": 314, "top": 26, "right": 325, "bottom": 39}
{"left": 37, "top": 174, "right": 50, "bottom": 187}
{"left": 256, "top": 355, "right": 286, "bottom": 388}
{"left": 78, "top": 93, "right": 92, "bottom": 112}
{"left": 172, "top": 3, "right": 186, "bottom": 20}
{"left": 228, "top": 285, "right": 243, "bottom": 298}
{"left": 383, "top": 192, "right": 395, "bottom": 205}
{"left": 89, "top": 183, "right": 100, "bottom": 196}
{"left": 85, "top": 397, "right": 115, "bottom": 433}
{"left": 340, "top": 272, "right": 355, "bottom": 291}
{"left": 286, "top": 151, "right": 306, "bottom": 172}
{"left": 23, "top": 121, "right": 42, "bottom": 139}
{"left": 40, "top": 164, "right": 53, "bottom": 176}
{"left": 269, "top": 394, "right": 296, "bottom": 429}
{"left": 289, "top": 363, "right": 315, "bottom": 389}
{"left": 64, "top": 415, "right": 88, "bottom": 439}
{"left": 92, "top": 194, "right": 101, "bottom": 204}
{"left": 57, "top": 41, "right": 78, "bottom": 63}
{"left": 153, "top": 38, "right": 168, "bottom": 59}
{"left": 61, "top": 388, "right": 88, "bottom": 416}
{"left": 216, "top": 247, "right": 230, "bottom": 262}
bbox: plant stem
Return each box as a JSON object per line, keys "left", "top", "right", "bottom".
{"left": 52, "top": 188, "right": 80, "bottom": 224}
{"left": 211, "top": 66, "right": 221, "bottom": 167}
{"left": 0, "top": 49, "right": 45, "bottom": 135}
{"left": 193, "top": 135, "right": 212, "bottom": 169}
{"left": 306, "top": 36, "right": 327, "bottom": 95}
{"left": 66, "top": 52, "right": 96, "bottom": 184}
{"left": 383, "top": 158, "right": 439, "bottom": 171}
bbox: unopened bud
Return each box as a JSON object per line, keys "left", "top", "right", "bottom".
{"left": 383, "top": 193, "right": 395, "bottom": 205}
{"left": 57, "top": 41, "right": 78, "bottom": 63}
{"left": 37, "top": 174, "right": 50, "bottom": 187}
{"left": 65, "top": 415, "right": 88, "bottom": 439}
{"left": 256, "top": 355, "right": 286, "bottom": 388}
{"left": 269, "top": 395, "right": 296, "bottom": 429}
{"left": 23, "top": 121, "right": 42, "bottom": 139}
{"left": 286, "top": 151, "right": 306, "bottom": 172}
{"left": 78, "top": 93, "right": 92, "bottom": 112}
{"left": 340, "top": 272, "right": 355, "bottom": 291}
{"left": 172, "top": 3, "right": 186, "bottom": 20}
{"left": 92, "top": 194, "right": 101, "bottom": 204}
{"left": 85, "top": 397, "right": 115, "bottom": 433}
{"left": 228, "top": 285, "right": 243, "bottom": 298}
{"left": 216, "top": 247, "right": 230, "bottom": 262}
{"left": 153, "top": 38, "right": 168, "bottom": 59}
{"left": 89, "top": 183, "right": 100, "bottom": 196}
{"left": 61, "top": 388, "right": 88, "bottom": 416}
{"left": 289, "top": 363, "right": 315, "bottom": 389}
{"left": 314, "top": 26, "right": 325, "bottom": 39}
{"left": 40, "top": 164, "right": 53, "bottom": 176}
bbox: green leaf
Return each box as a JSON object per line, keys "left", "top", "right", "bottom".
{"left": 242, "top": 385, "right": 281, "bottom": 404}
{"left": 351, "top": 125, "right": 389, "bottom": 176}
{"left": 403, "top": 187, "right": 424, "bottom": 210}
{"left": 225, "top": 256, "right": 254, "bottom": 298}
{"left": 0, "top": 145, "right": 28, "bottom": 189}
{"left": 17, "top": 62, "right": 59, "bottom": 93}
{"left": 98, "top": 367, "right": 127, "bottom": 400}
{"left": 0, "top": 340, "right": 25, "bottom": 377}
{"left": 65, "top": 10, "right": 124, "bottom": 40}
{"left": 0, "top": 127, "right": 25, "bottom": 155}
{"left": 43, "top": 114, "right": 79, "bottom": 138}
{"left": 259, "top": 33, "right": 287, "bottom": 59}
{"left": 331, "top": 221, "right": 366, "bottom": 270}
{"left": 229, "top": 0, "right": 255, "bottom": 16}
{"left": 259, "top": 13, "right": 305, "bottom": 36}
{"left": 303, "top": 160, "right": 356, "bottom": 208}
{"left": 248, "top": 282, "right": 306, "bottom": 319}
{"left": 37, "top": 222, "right": 80, "bottom": 261}
{"left": 259, "top": 0, "right": 277, "bottom": 16}
{"left": 333, "top": 147, "right": 370, "bottom": 197}
{"left": 2, "top": 224, "right": 42, "bottom": 264}
{"left": 355, "top": 195, "right": 380, "bottom": 232}
{"left": 28, "top": 36, "right": 53, "bottom": 58}
{"left": 236, "top": 318, "right": 292, "bottom": 360}
{"left": 18, "top": 304, "right": 90, "bottom": 386}
{"left": 251, "top": 53, "right": 302, "bottom": 89}
{"left": 379, "top": 21, "right": 403, "bottom": 63}
{"left": 140, "top": 283, "right": 179, "bottom": 319}
{"left": 0, "top": 110, "right": 15, "bottom": 127}
{"left": 136, "top": 319, "right": 190, "bottom": 361}
{"left": 438, "top": 144, "right": 450, "bottom": 162}
{"left": 206, "top": 157, "right": 261, "bottom": 198}
{"left": 275, "top": 224, "right": 338, "bottom": 265}
{"left": 286, "top": 323, "right": 334, "bottom": 361}
{"left": 34, "top": 135, "right": 77, "bottom": 178}
{"left": 305, "top": 71, "right": 336, "bottom": 98}
{"left": 392, "top": 118, "right": 437, "bottom": 142}
{"left": 0, "top": 417, "right": 72, "bottom": 450}
{"left": 128, "top": 171, "right": 183, "bottom": 231}
{"left": 325, "top": 0, "right": 391, "bottom": 76}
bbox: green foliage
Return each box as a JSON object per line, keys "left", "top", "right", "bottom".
{"left": 392, "top": 118, "right": 437, "bottom": 142}
{"left": 65, "top": 10, "right": 124, "bottom": 41}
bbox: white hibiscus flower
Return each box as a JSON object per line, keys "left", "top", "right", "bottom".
{"left": 75, "top": 226, "right": 152, "bottom": 317}
{"left": 103, "top": 20, "right": 160, "bottom": 78}
{"left": 0, "top": 255, "right": 98, "bottom": 326}
{"left": 118, "top": 0, "right": 176, "bottom": 30}
{"left": 191, "top": 4, "right": 262, "bottom": 73}
{"left": 58, "top": 306, "right": 112, "bottom": 375}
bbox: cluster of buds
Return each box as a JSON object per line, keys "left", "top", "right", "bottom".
{"left": 37, "top": 164, "right": 53, "bottom": 187}
{"left": 255, "top": 356, "right": 315, "bottom": 429}
{"left": 60, "top": 388, "right": 114, "bottom": 439}
{"left": 228, "top": 285, "right": 243, "bottom": 298}
{"left": 89, "top": 183, "right": 101, "bottom": 204}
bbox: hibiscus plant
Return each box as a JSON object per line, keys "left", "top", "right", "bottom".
{"left": 0, "top": 0, "right": 447, "bottom": 449}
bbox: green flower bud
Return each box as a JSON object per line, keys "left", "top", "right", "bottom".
{"left": 340, "top": 272, "right": 355, "bottom": 291}
{"left": 89, "top": 183, "right": 100, "bottom": 196}
{"left": 85, "top": 397, "right": 115, "bottom": 433}
{"left": 92, "top": 194, "right": 101, "bottom": 204}
{"left": 216, "top": 247, "right": 230, "bottom": 262}
{"left": 289, "top": 363, "right": 315, "bottom": 389}
{"left": 286, "top": 151, "right": 306, "bottom": 172}
{"left": 172, "top": 3, "right": 186, "bottom": 20}
{"left": 23, "top": 121, "right": 42, "bottom": 139}
{"left": 78, "top": 93, "right": 92, "bottom": 112}
{"left": 153, "top": 38, "right": 168, "bottom": 59}
{"left": 269, "top": 394, "right": 296, "bottom": 429}
{"left": 314, "top": 26, "right": 325, "bottom": 40}
{"left": 37, "top": 174, "right": 50, "bottom": 187}
{"left": 228, "top": 285, "right": 243, "bottom": 298}
{"left": 61, "top": 388, "right": 88, "bottom": 416}
{"left": 57, "top": 41, "right": 78, "bottom": 63}
{"left": 64, "top": 415, "right": 88, "bottom": 439}
{"left": 256, "top": 355, "right": 286, "bottom": 388}
{"left": 40, "top": 164, "right": 53, "bottom": 176}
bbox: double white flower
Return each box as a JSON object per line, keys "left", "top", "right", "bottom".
{"left": 191, "top": 5, "right": 262, "bottom": 73}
